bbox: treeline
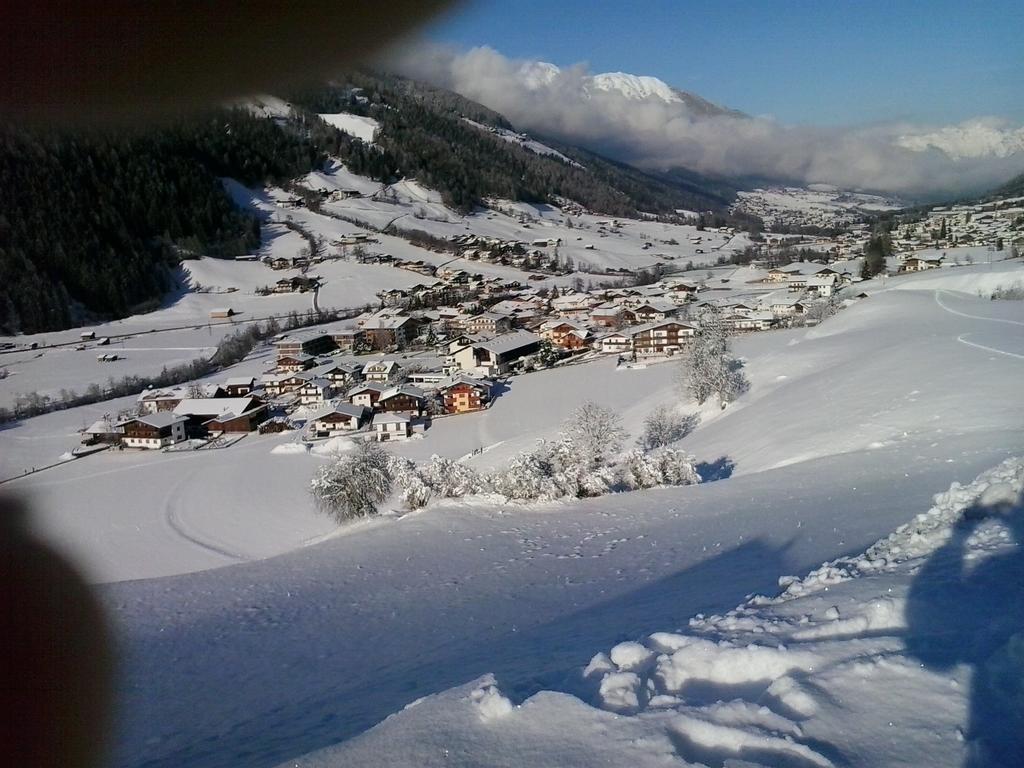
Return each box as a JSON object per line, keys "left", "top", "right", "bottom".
{"left": 0, "top": 108, "right": 329, "bottom": 334}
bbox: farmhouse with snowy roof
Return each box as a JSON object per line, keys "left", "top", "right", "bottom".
{"left": 438, "top": 375, "right": 493, "bottom": 414}
{"left": 117, "top": 412, "right": 187, "bottom": 449}
{"left": 308, "top": 403, "right": 370, "bottom": 437}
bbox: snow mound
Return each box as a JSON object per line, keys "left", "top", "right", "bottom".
{"left": 287, "top": 457, "right": 1024, "bottom": 768}
{"left": 271, "top": 442, "right": 309, "bottom": 455}
{"left": 309, "top": 436, "right": 357, "bottom": 456}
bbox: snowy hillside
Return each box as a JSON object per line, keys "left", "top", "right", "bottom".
{"left": 462, "top": 118, "right": 583, "bottom": 167}
{"left": 294, "top": 457, "right": 1023, "bottom": 768}
{"left": 3, "top": 255, "right": 1021, "bottom": 768}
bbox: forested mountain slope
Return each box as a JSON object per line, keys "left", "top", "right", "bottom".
{"left": 0, "top": 68, "right": 745, "bottom": 334}
{"left": 0, "top": 111, "right": 330, "bottom": 333}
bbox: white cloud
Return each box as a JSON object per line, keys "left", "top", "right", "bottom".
{"left": 381, "top": 43, "right": 1024, "bottom": 199}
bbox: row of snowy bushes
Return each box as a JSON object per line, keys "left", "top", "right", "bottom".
{"left": 310, "top": 402, "right": 702, "bottom": 521}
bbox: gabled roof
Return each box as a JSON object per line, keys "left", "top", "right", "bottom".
{"left": 439, "top": 374, "right": 493, "bottom": 392}
{"left": 302, "top": 377, "right": 333, "bottom": 390}
{"left": 362, "top": 359, "right": 400, "bottom": 373}
{"left": 627, "top": 319, "right": 697, "bottom": 336}
{"left": 379, "top": 384, "right": 426, "bottom": 401}
{"left": 540, "top": 318, "right": 588, "bottom": 331}
{"left": 172, "top": 397, "right": 261, "bottom": 418}
{"left": 374, "top": 412, "right": 410, "bottom": 425}
{"left": 276, "top": 352, "right": 314, "bottom": 362}
{"left": 630, "top": 299, "right": 677, "bottom": 313}
{"left": 85, "top": 419, "right": 122, "bottom": 435}
{"left": 470, "top": 311, "right": 512, "bottom": 322}
{"left": 119, "top": 412, "right": 187, "bottom": 429}
{"left": 474, "top": 330, "right": 542, "bottom": 355}
{"left": 307, "top": 402, "right": 369, "bottom": 422}
{"left": 347, "top": 381, "right": 388, "bottom": 396}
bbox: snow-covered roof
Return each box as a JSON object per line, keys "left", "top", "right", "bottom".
{"left": 85, "top": 419, "right": 123, "bottom": 435}
{"left": 362, "top": 360, "right": 399, "bottom": 374}
{"left": 120, "top": 412, "right": 187, "bottom": 429}
{"left": 373, "top": 413, "right": 410, "bottom": 425}
{"left": 379, "top": 384, "right": 426, "bottom": 401}
{"left": 172, "top": 398, "right": 261, "bottom": 418}
{"left": 475, "top": 330, "right": 542, "bottom": 355}
{"left": 308, "top": 402, "right": 369, "bottom": 422}
{"left": 347, "top": 382, "right": 388, "bottom": 396}
{"left": 627, "top": 319, "right": 696, "bottom": 336}
{"left": 439, "top": 374, "right": 493, "bottom": 391}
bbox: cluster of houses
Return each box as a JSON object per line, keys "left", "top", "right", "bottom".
{"left": 897, "top": 197, "right": 1024, "bottom": 255}
{"left": 82, "top": 243, "right": 871, "bottom": 452}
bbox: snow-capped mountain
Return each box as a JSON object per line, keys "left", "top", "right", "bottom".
{"left": 517, "top": 62, "right": 741, "bottom": 118}
{"left": 896, "top": 119, "right": 1024, "bottom": 160}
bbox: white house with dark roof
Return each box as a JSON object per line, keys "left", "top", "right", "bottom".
{"left": 362, "top": 359, "right": 401, "bottom": 382}
{"left": 298, "top": 377, "right": 336, "bottom": 406}
{"left": 373, "top": 412, "right": 411, "bottom": 441}
{"left": 347, "top": 381, "right": 388, "bottom": 410}
{"left": 309, "top": 403, "right": 370, "bottom": 436}
{"left": 448, "top": 330, "right": 543, "bottom": 377}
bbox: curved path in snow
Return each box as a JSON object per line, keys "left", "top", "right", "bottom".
{"left": 956, "top": 333, "right": 1024, "bottom": 361}
{"left": 934, "top": 289, "right": 1024, "bottom": 360}
{"left": 934, "top": 289, "right": 1024, "bottom": 326}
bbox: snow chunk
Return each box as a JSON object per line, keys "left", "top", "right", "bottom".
{"left": 598, "top": 671, "right": 642, "bottom": 712}
{"left": 469, "top": 681, "right": 514, "bottom": 722}
{"left": 670, "top": 713, "right": 832, "bottom": 767}
{"left": 654, "top": 638, "right": 814, "bottom": 694}
{"left": 609, "top": 641, "right": 654, "bottom": 672}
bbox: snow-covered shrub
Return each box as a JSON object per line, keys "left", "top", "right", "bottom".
{"left": 419, "top": 455, "right": 484, "bottom": 498}
{"left": 387, "top": 456, "right": 433, "bottom": 509}
{"left": 489, "top": 450, "right": 561, "bottom": 501}
{"left": 990, "top": 281, "right": 1024, "bottom": 300}
{"left": 638, "top": 405, "right": 699, "bottom": 450}
{"left": 386, "top": 454, "right": 484, "bottom": 509}
{"left": 310, "top": 442, "right": 392, "bottom": 522}
{"left": 655, "top": 448, "right": 701, "bottom": 487}
{"left": 619, "top": 450, "right": 662, "bottom": 490}
{"left": 619, "top": 448, "right": 700, "bottom": 490}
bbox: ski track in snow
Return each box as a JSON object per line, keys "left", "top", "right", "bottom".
{"left": 934, "top": 289, "right": 1024, "bottom": 326}
{"left": 163, "top": 472, "right": 248, "bottom": 563}
{"left": 956, "top": 333, "right": 1024, "bottom": 360}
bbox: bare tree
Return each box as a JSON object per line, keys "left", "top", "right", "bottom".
{"left": 638, "top": 405, "right": 699, "bottom": 450}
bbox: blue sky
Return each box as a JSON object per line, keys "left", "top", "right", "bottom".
{"left": 424, "top": 0, "right": 1024, "bottom": 125}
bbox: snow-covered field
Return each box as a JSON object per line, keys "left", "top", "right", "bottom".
{"left": 2, "top": 261, "right": 1021, "bottom": 767}
{"left": 298, "top": 458, "right": 1023, "bottom": 768}
{"left": 318, "top": 113, "right": 380, "bottom": 144}
{"left": 299, "top": 159, "right": 749, "bottom": 272}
